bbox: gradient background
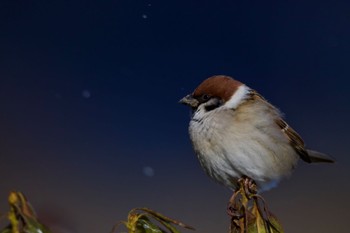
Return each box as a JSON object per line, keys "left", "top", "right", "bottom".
{"left": 1, "top": 1, "right": 349, "bottom": 233}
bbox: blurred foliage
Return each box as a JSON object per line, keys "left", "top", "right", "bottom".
{"left": 1, "top": 186, "right": 283, "bottom": 233}
{"left": 0, "top": 192, "right": 51, "bottom": 233}
{"left": 0, "top": 192, "right": 194, "bottom": 233}
{"left": 111, "top": 208, "right": 195, "bottom": 233}
{"left": 228, "top": 178, "right": 284, "bottom": 233}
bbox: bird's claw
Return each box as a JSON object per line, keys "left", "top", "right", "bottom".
{"left": 238, "top": 176, "right": 257, "bottom": 198}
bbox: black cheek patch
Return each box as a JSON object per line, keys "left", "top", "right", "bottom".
{"left": 205, "top": 99, "right": 223, "bottom": 111}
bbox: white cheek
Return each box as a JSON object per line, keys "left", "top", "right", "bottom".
{"left": 224, "top": 85, "right": 250, "bottom": 109}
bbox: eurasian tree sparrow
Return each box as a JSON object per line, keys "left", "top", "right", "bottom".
{"left": 180, "top": 75, "right": 334, "bottom": 192}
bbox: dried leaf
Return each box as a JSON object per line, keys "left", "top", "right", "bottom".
{"left": 228, "top": 178, "right": 284, "bottom": 233}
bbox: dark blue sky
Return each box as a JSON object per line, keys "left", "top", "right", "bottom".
{"left": 1, "top": 1, "right": 349, "bottom": 233}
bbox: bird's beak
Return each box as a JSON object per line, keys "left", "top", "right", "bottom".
{"left": 179, "top": 94, "right": 199, "bottom": 108}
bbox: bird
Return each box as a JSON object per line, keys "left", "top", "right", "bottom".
{"left": 180, "top": 75, "right": 334, "bottom": 192}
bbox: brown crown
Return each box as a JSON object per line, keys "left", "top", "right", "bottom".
{"left": 192, "top": 75, "right": 242, "bottom": 102}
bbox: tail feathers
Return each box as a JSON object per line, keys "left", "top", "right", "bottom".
{"left": 307, "top": 149, "right": 335, "bottom": 163}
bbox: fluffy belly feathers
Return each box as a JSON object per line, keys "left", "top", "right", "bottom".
{"left": 189, "top": 109, "right": 299, "bottom": 191}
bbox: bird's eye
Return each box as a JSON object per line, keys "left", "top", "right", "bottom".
{"left": 202, "top": 94, "right": 210, "bottom": 101}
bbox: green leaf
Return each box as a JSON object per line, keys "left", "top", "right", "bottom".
{"left": 22, "top": 217, "right": 51, "bottom": 233}
{"left": 133, "top": 208, "right": 194, "bottom": 231}
{"left": 135, "top": 216, "right": 166, "bottom": 233}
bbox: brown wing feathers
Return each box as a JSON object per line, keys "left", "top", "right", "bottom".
{"left": 248, "top": 90, "right": 313, "bottom": 163}
{"left": 275, "top": 118, "right": 312, "bottom": 163}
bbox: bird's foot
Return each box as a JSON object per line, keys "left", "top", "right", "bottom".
{"left": 239, "top": 176, "right": 258, "bottom": 198}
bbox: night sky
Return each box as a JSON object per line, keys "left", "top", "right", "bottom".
{"left": 1, "top": 1, "right": 350, "bottom": 233}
